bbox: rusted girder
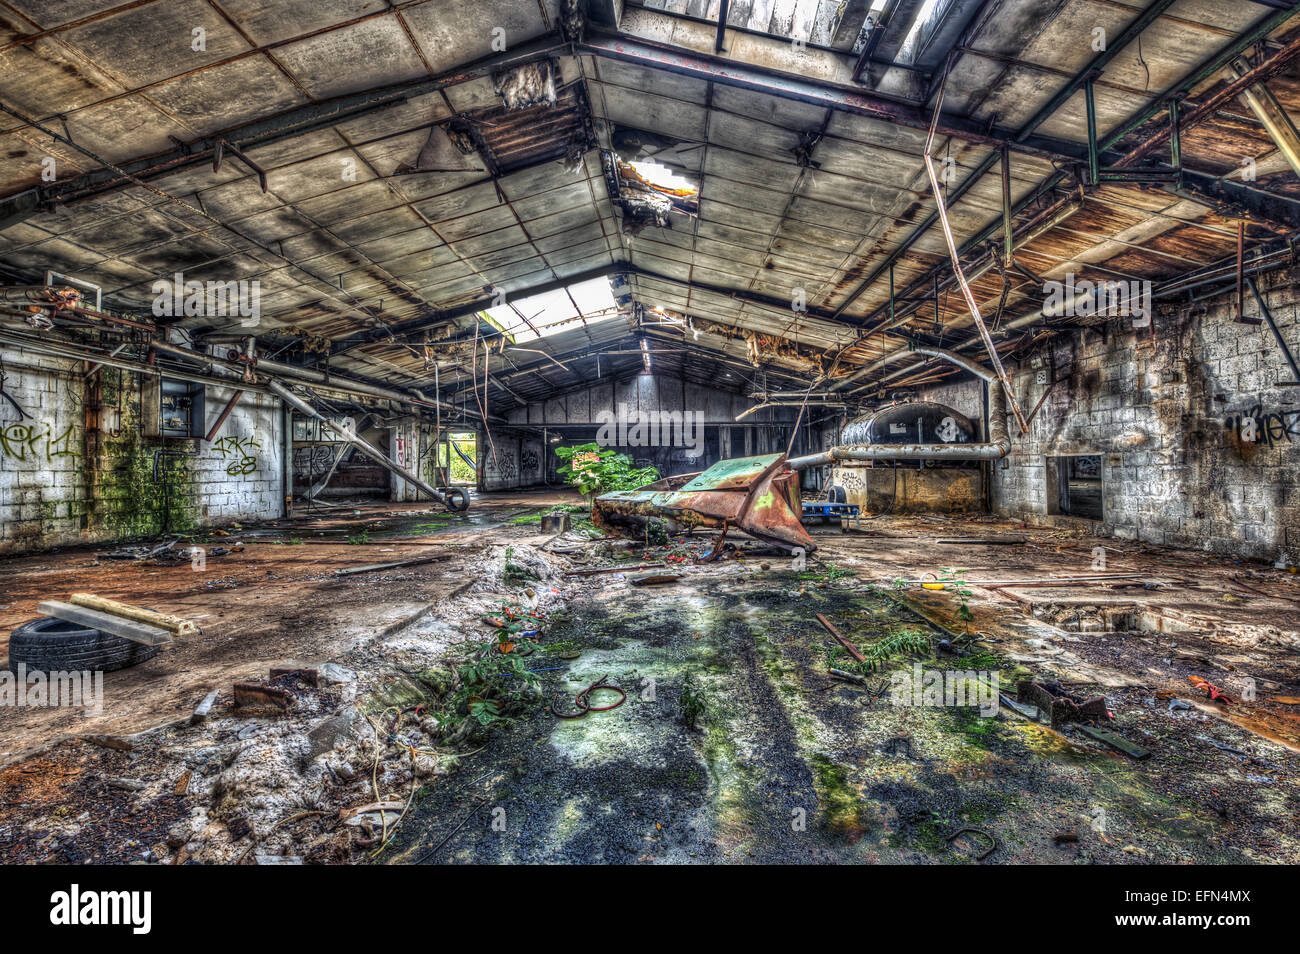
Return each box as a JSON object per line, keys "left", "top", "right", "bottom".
{"left": 593, "top": 453, "right": 815, "bottom": 552}
{"left": 1114, "top": 28, "right": 1300, "bottom": 170}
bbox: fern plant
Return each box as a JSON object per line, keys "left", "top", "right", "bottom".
{"left": 554, "top": 442, "right": 659, "bottom": 499}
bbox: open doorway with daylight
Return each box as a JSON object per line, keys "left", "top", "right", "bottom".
{"left": 1047, "top": 454, "right": 1104, "bottom": 520}
{"left": 431, "top": 431, "right": 478, "bottom": 487}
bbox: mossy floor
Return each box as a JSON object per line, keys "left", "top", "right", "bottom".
{"left": 385, "top": 570, "right": 1300, "bottom": 864}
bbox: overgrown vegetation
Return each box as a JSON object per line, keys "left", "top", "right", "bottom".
{"left": 554, "top": 442, "right": 659, "bottom": 498}
{"left": 828, "top": 626, "right": 932, "bottom": 675}
{"left": 450, "top": 635, "right": 544, "bottom": 728}
{"left": 502, "top": 546, "right": 538, "bottom": 587}
{"left": 679, "top": 673, "right": 706, "bottom": 731}
{"left": 798, "top": 561, "right": 855, "bottom": 583}
{"left": 938, "top": 568, "right": 975, "bottom": 624}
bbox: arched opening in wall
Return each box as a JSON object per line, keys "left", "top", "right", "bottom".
{"left": 1046, "top": 454, "right": 1103, "bottom": 521}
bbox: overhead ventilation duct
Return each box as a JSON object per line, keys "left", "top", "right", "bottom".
{"left": 787, "top": 347, "right": 1011, "bottom": 468}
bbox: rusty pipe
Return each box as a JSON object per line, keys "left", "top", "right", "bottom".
{"left": 787, "top": 349, "right": 1009, "bottom": 469}
{"left": 266, "top": 379, "right": 451, "bottom": 507}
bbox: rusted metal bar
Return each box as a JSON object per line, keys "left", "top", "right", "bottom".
{"left": 1025, "top": 377, "right": 1064, "bottom": 428}
{"left": 906, "top": 158, "right": 1028, "bottom": 434}
{"left": 1000, "top": 145, "right": 1013, "bottom": 266}
{"left": 204, "top": 389, "right": 243, "bottom": 442}
{"left": 815, "top": 614, "right": 866, "bottom": 664}
{"left": 1235, "top": 221, "right": 1255, "bottom": 324}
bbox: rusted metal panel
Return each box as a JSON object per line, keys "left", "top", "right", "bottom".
{"left": 593, "top": 452, "right": 815, "bottom": 551}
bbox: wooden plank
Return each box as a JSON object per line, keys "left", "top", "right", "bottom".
{"left": 332, "top": 553, "right": 452, "bottom": 576}
{"left": 69, "top": 593, "right": 198, "bottom": 637}
{"left": 38, "top": 601, "right": 173, "bottom": 647}
{"left": 191, "top": 688, "right": 220, "bottom": 725}
{"left": 1078, "top": 725, "right": 1150, "bottom": 760}
{"left": 815, "top": 613, "right": 866, "bottom": 663}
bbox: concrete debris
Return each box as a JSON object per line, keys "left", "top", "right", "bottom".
{"left": 319, "top": 663, "right": 357, "bottom": 685}
{"left": 306, "top": 708, "right": 358, "bottom": 760}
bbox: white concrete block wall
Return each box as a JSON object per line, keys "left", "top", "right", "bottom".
{"left": 195, "top": 385, "right": 285, "bottom": 522}
{"left": 0, "top": 351, "right": 88, "bottom": 552}
{"left": 0, "top": 354, "right": 286, "bottom": 554}
{"left": 915, "top": 272, "right": 1300, "bottom": 562}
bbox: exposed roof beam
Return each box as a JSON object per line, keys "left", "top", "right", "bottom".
{"left": 840, "top": 0, "right": 1300, "bottom": 341}
{"left": 831, "top": 0, "right": 1184, "bottom": 323}
{"left": 577, "top": 28, "right": 1088, "bottom": 165}
{"left": 0, "top": 35, "right": 567, "bottom": 220}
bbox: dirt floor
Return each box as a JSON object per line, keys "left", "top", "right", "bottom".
{"left": 1, "top": 493, "right": 1298, "bottom": 864}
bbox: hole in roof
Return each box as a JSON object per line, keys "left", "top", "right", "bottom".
{"left": 482, "top": 276, "right": 621, "bottom": 343}
{"left": 897, "top": 0, "right": 953, "bottom": 64}
{"left": 628, "top": 159, "right": 697, "bottom": 194}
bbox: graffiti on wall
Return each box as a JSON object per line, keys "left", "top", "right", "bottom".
{"left": 293, "top": 443, "right": 351, "bottom": 479}
{"left": 1225, "top": 403, "right": 1300, "bottom": 448}
{"left": 0, "top": 421, "right": 79, "bottom": 462}
{"left": 487, "top": 447, "right": 518, "bottom": 483}
{"left": 212, "top": 434, "right": 260, "bottom": 476}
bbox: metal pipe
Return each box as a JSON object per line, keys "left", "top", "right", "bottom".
{"left": 150, "top": 339, "right": 475, "bottom": 418}
{"left": 1247, "top": 276, "right": 1300, "bottom": 384}
{"left": 0, "top": 331, "right": 262, "bottom": 392}
{"left": 788, "top": 349, "right": 1010, "bottom": 469}
{"left": 204, "top": 389, "right": 243, "bottom": 442}
{"left": 265, "top": 379, "right": 450, "bottom": 506}
{"left": 1230, "top": 55, "right": 1300, "bottom": 179}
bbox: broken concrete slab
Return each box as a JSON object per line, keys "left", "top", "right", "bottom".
{"left": 307, "top": 707, "right": 358, "bottom": 759}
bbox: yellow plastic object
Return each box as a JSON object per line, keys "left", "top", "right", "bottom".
{"left": 921, "top": 582, "right": 945, "bottom": 590}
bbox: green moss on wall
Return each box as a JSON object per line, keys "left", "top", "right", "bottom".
{"left": 90, "top": 371, "right": 197, "bottom": 540}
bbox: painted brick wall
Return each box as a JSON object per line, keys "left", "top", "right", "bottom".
{"left": 915, "top": 270, "right": 1300, "bottom": 563}
{"left": 0, "top": 351, "right": 88, "bottom": 552}
{"left": 0, "top": 348, "right": 285, "bottom": 554}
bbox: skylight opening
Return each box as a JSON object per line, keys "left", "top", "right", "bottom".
{"left": 628, "top": 159, "right": 698, "bottom": 194}
{"left": 482, "top": 276, "right": 621, "bottom": 343}
{"left": 897, "top": 0, "right": 947, "bottom": 63}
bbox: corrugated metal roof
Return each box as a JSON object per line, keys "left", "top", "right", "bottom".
{"left": 0, "top": 0, "right": 1297, "bottom": 410}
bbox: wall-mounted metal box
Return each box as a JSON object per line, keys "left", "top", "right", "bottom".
{"left": 142, "top": 377, "right": 205, "bottom": 439}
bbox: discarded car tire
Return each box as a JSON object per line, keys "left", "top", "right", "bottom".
{"left": 6, "top": 617, "right": 162, "bottom": 674}
{"left": 442, "top": 487, "right": 470, "bottom": 511}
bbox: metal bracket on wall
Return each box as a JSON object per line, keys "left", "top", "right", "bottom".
{"left": 1246, "top": 276, "right": 1300, "bottom": 385}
